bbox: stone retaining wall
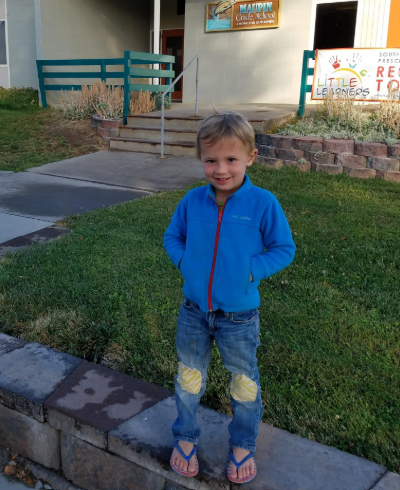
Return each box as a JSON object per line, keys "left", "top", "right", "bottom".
{"left": 1, "top": 332, "right": 399, "bottom": 490}
{"left": 90, "top": 115, "right": 122, "bottom": 139}
{"left": 256, "top": 135, "right": 400, "bottom": 183}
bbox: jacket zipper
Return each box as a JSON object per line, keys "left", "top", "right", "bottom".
{"left": 208, "top": 196, "right": 231, "bottom": 311}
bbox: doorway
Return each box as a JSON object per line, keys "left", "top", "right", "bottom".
{"left": 162, "top": 29, "right": 184, "bottom": 101}
{"left": 313, "top": 1, "right": 358, "bottom": 50}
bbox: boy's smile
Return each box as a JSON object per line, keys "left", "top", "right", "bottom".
{"left": 200, "top": 137, "right": 258, "bottom": 201}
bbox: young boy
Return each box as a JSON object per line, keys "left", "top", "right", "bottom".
{"left": 163, "top": 112, "right": 296, "bottom": 484}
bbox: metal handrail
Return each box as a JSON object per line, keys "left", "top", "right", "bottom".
{"left": 160, "top": 55, "right": 199, "bottom": 158}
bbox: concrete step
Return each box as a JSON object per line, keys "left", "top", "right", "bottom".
{"left": 110, "top": 137, "right": 196, "bottom": 157}
{"left": 127, "top": 113, "right": 264, "bottom": 132}
{"left": 119, "top": 126, "right": 197, "bottom": 143}
{"left": 127, "top": 114, "right": 203, "bottom": 131}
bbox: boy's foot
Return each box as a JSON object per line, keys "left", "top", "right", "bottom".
{"left": 170, "top": 440, "right": 198, "bottom": 474}
{"left": 228, "top": 448, "right": 256, "bottom": 481}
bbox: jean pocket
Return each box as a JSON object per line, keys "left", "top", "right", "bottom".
{"left": 231, "top": 308, "right": 258, "bottom": 324}
{"left": 182, "top": 296, "right": 199, "bottom": 310}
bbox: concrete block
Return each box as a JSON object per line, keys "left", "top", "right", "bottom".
{"left": 322, "top": 139, "right": 355, "bottom": 154}
{"left": 256, "top": 134, "right": 270, "bottom": 145}
{"left": 282, "top": 160, "right": 311, "bottom": 172}
{"left": 95, "top": 127, "right": 109, "bottom": 137}
{"left": 255, "top": 156, "right": 284, "bottom": 169}
{"left": 90, "top": 115, "right": 103, "bottom": 128}
{"left": 109, "top": 396, "right": 230, "bottom": 490}
{"left": 375, "top": 170, "right": 400, "bottom": 183}
{"left": 61, "top": 433, "right": 165, "bottom": 490}
{"left": 0, "top": 343, "right": 82, "bottom": 422}
{"left": 265, "top": 134, "right": 294, "bottom": 149}
{"left": 0, "top": 333, "right": 28, "bottom": 356}
{"left": 101, "top": 118, "right": 123, "bottom": 129}
{"left": 387, "top": 144, "right": 400, "bottom": 159}
{"left": 256, "top": 144, "right": 276, "bottom": 158}
{"left": 354, "top": 141, "right": 388, "bottom": 157}
{"left": 293, "top": 136, "right": 323, "bottom": 152}
{"left": 335, "top": 154, "right": 367, "bottom": 168}
{"left": 304, "top": 151, "right": 335, "bottom": 165}
{"left": 109, "top": 396, "right": 386, "bottom": 490}
{"left": 312, "top": 163, "right": 343, "bottom": 174}
{"left": 370, "top": 472, "right": 400, "bottom": 490}
{"left": 46, "top": 361, "right": 170, "bottom": 449}
{"left": 108, "top": 128, "right": 120, "bottom": 138}
{"left": 368, "top": 157, "right": 400, "bottom": 172}
{"left": 164, "top": 480, "right": 191, "bottom": 490}
{"left": 0, "top": 403, "right": 60, "bottom": 470}
{"left": 276, "top": 148, "right": 304, "bottom": 160}
{"left": 343, "top": 167, "right": 376, "bottom": 179}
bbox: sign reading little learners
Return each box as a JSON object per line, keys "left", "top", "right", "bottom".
{"left": 312, "top": 48, "right": 400, "bottom": 101}
{"left": 206, "top": 0, "right": 280, "bottom": 32}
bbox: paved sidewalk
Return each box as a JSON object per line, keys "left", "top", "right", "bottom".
{"left": 0, "top": 151, "right": 204, "bottom": 251}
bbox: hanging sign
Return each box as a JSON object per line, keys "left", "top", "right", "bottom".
{"left": 205, "top": 1, "right": 280, "bottom": 32}
{"left": 311, "top": 48, "right": 400, "bottom": 102}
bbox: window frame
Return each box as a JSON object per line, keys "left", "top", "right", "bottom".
{"left": 0, "top": 16, "right": 8, "bottom": 67}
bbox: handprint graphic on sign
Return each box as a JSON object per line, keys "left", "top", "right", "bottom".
{"left": 347, "top": 53, "right": 362, "bottom": 69}
{"left": 329, "top": 56, "right": 341, "bottom": 69}
{"left": 360, "top": 65, "right": 372, "bottom": 77}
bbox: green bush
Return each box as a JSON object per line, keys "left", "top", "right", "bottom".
{"left": 152, "top": 92, "right": 172, "bottom": 112}
{"left": 0, "top": 87, "right": 39, "bottom": 107}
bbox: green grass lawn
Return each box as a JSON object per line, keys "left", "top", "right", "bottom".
{"left": 0, "top": 165, "right": 399, "bottom": 472}
{"left": 0, "top": 106, "right": 106, "bottom": 172}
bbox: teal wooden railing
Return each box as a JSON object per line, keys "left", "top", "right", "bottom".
{"left": 298, "top": 50, "right": 316, "bottom": 116}
{"left": 36, "top": 51, "right": 175, "bottom": 124}
{"left": 36, "top": 58, "right": 125, "bottom": 108}
{"left": 123, "top": 50, "right": 175, "bottom": 124}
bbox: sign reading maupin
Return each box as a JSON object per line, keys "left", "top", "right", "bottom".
{"left": 205, "top": 1, "right": 280, "bottom": 32}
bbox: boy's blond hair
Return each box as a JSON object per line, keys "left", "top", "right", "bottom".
{"left": 196, "top": 112, "right": 255, "bottom": 160}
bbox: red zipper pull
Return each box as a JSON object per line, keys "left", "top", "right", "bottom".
{"left": 218, "top": 212, "right": 222, "bottom": 222}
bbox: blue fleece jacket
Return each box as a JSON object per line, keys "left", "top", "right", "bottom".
{"left": 163, "top": 174, "right": 296, "bottom": 313}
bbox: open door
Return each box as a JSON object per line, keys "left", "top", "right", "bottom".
{"left": 162, "top": 29, "right": 184, "bottom": 101}
{"left": 313, "top": 2, "right": 358, "bottom": 50}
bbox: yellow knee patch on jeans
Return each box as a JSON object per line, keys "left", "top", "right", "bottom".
{"left": 177, "top": 362, "right": 202, "bottom": 394}
{"left": 230, "top": 373, "right": 257, "bottom": 402}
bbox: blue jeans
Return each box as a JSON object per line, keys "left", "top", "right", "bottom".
{"left": 172, "top": 296, "right": 264, "bottom": 452}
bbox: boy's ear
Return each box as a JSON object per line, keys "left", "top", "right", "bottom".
{"left": 247, "top": 148, "right": 258, "bottom": 167}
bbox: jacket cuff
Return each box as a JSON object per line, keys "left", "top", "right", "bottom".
{"left": 250, "top": 255, "right": 268, "bottom": 282}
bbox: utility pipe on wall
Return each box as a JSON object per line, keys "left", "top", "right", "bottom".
{"left": 153, "top": 0, "right": 160, "bottom": 85}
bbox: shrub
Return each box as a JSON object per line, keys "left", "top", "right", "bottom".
{"left": 60, "top": 82, "right": 124, "bottom": 120}
{"left": 277, "top": 87, "right": 400, "bottom": 144}
{"left": 60, "top": 82, "right": 171, "bottom": 119}
{"left": 0, "top": 87, "right": 39, "bottom": 107}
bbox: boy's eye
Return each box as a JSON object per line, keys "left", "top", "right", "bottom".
{"left": 206, "top": 159, "right": 215, "bottom": 163}
{"left": 228, "top": 158, "right": 236, "bottom": 162}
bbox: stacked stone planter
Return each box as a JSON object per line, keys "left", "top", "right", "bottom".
{"left": 90, "top": 115, "right": 122, "bottom": 139}
{"left": 256, "top": 134, "right": 400, "bottom": 183}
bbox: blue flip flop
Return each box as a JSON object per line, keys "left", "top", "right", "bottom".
{"left": 227, "top": 450, "right": 257, "bottom": 484}
{"left": 170, "top": 440, "right": 199, "bottom": 477}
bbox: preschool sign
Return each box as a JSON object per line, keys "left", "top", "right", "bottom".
{"left": 205, "top": 0, "right": 280, "bottom": 32}
{"left": 312, "top": 48, "right": 400, "bottom": 101}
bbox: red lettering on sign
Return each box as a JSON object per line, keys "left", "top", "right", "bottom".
{"left": 377, "top": 66, "right": 384, "bottom": 77}
{"left": 388, "top": 66, "right": 395, "bottom": 77}
{"left": 350, "top": 78, "right": 357, "bottom": 87}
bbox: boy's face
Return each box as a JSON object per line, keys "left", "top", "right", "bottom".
{"left": 200, "top": 136, "right": 258, "bottom": 201}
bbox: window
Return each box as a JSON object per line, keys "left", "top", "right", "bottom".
{"left": 0, "top": 20, "right": 6, "bottom": 65}
{"left": 313, "top": 2, "right": 358, "bottom": 50}
{"left": 177, "top": 0, "right": 185, "bottom": 16}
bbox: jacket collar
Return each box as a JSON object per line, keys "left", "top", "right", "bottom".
{"left": 207, "top": 174, "right": 253, "bottom": 201}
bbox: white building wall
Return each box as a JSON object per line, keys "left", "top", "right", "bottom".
{"left": 183, "top": 0, "right": 393, "bottom": 105}
{"left": 0, "top": 0, "right": 9, "bottom": 88}
{"left": 183, "top": 0, "right": 313, "bottom": 105}
{"left": 7, "top": 0, "right": 38, "bottom": 89}
{"left": 39, "top": 0, "right": 150, "bottom": 105}
{"left": 355, "top": 0, "right": 391, "bottom": 48}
